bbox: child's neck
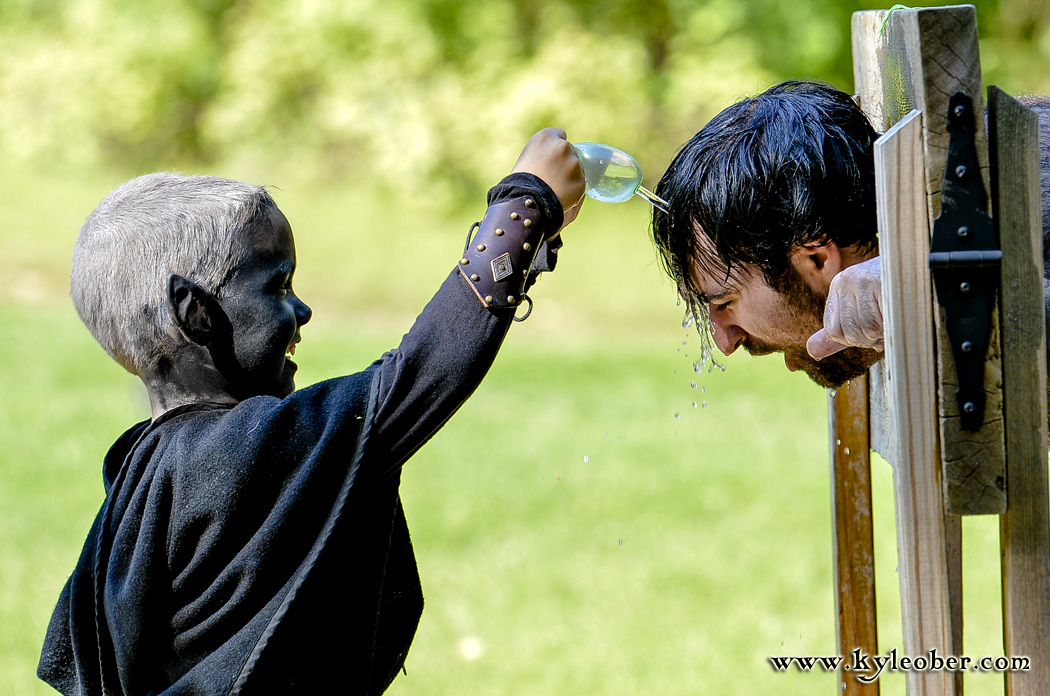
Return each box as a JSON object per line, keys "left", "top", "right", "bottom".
{"left": 140, "top": 348, "right": 238, "bottom": 421}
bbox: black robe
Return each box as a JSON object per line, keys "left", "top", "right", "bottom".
{"left": 39, "top": 176, "right": 561, "bottom": 695}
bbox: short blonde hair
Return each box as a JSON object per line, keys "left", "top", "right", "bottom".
{"left": 71, "top": 172, "right": 276, "bottom": 374}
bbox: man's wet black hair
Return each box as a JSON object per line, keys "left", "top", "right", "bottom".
{"left": 651, "top": 80, "right": 880, "bottom": 306}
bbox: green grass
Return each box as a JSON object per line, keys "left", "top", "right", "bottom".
{"left": 0, "top": 165, "right": 1010, "bottom": 695}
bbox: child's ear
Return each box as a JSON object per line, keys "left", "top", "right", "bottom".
{"left": 168, "top": 274, "right": 214, "bottom": 346}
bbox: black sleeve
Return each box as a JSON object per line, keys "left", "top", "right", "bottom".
{"left": 365, "top": 174, "right": 563, "bottom": 474}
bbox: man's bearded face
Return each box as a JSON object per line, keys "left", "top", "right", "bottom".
{"left": 691, "top": 258, "right": 880, "bottom": 389}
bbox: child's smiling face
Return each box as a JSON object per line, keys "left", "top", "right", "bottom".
{"left": 213, "top": 206, "right": 312, "bottom": 399}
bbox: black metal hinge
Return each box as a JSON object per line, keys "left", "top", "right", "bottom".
{"left": 929, "top": 91, "right": 1002, "bottom": 431}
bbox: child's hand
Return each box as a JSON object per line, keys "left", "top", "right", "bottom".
{"left": 512, "top": 128, "right": 586, "bottom": 229}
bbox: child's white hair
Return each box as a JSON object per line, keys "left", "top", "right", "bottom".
{"left": 71, "top": 172, "right": 276, "bottom": 375}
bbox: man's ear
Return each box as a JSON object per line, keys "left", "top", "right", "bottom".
{"left": 168, "top": 274, "right": 214, "bottom": 346}
{"left": 788, "top": 239, "right": 843, "bottom": 293}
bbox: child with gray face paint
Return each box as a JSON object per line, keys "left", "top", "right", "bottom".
{"left": 39, "top": 128, "right": 584, "bottom": 696}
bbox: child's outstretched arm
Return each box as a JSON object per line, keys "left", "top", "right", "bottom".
{"left": 363, "top": 129, "right": 585, "bottom": 476}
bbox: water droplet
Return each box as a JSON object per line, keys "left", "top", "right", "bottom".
{"left": 836, "top": 439, "right": 841, "bottom": 446}
{"left": 678, "top": 300, "right": 724, "bottom": 375}
{"left": 702, "top": 401, "right": 708, "bottom": 408}
{"left": 701, "top": 386, "right": 707, "bottom": 393}
{"left": 829, "top": 388, "right": 838, "bottom": 397}
{"left": 673, "top": 370, "right": 678, "bottom": 375}
{"left": 844, "top": 447, "right": 851, "bottom": 455}
{"left": 692, "top": 401, "right": 699, "bottom": 408}
{"left": 674, "top": 412, "right": 681, "bottom": 420}
{"left": 555, "top": 472, "right": 562, "bottom": 480}
{"left": 682, "top": 341, "right": 688, "bottom": 346}
{"left": 583, "top": 455, "right": 590, "bottom": 464}
{"left": 619, "top": 539, "right": 625, "bottom": 547}
{"left": 690, "top": 381, "right": 698, "bottom": 389}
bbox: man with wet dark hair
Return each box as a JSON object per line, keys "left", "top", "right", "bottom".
{"left": 651, "top": 80, "right": 889, "bottom": 388}
{"left": 652, "top": 80, "right": 1050, "bottom": 394}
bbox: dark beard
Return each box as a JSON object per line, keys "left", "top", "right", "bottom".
{"left": 752, "top": 264, "right": 883, "bottom": 388}
{"left": 787, "top": 344, "right": 882, "bottom": 389}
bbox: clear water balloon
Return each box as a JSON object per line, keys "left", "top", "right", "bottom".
{"left": 573, "top": 142, "right": 669, "bottom": 213}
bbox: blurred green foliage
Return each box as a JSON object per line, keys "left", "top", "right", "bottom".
{"left": 4, "top": 0, "right": 1050, "bottom": 195}
{"left": 3, "top": 4, "right": 1040, "bottom": 694}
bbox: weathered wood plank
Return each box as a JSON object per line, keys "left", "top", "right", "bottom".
{"left": 878, "top": 4, "right": 1007, "bottom": 516}
{"left": 875, "top": 110, "right": 957, "bottom": 696}
{"left": 851, "top": 10, "right": 888, "bottom": 130}
{"left": 828, "top": 377, "right": 880, "bottom": 696}
{"left": 854, "top": 12, "right": 965, "bottom": 679}
{"left": 865, "top": 363, "right": 893, "bottom": 462}
{"left": 944, "top": 511, "right": 964, "bottom": 696}
{"left": 855, "top": 5, "right": 1007, "bottom": 515}
{"left": 850, "top": 9, "right": 895, "bottom": 496}
{"left": 988, "top": 86, "right": 1050, "bottom": 696}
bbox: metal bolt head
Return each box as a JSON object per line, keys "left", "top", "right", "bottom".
{"left": 510, "top": 212, "right": 520, "bottom": 220}
{"left": 459, "top": 258, "right": 469, "bottom": 265}
{"left": 484, "top": 295, "right": 494, "bottom": 304}
{"left": 525, "top": 199, "right": 536, "bottom": 208}
{"left": 476, "top": 244, "right": 486, "bottom": 252}
{"left": 954, "top": 104, "right": 966, "bottom": 118}
{"left": 963, "top": 402, "right": 977, "bottom": 413}
{"left": 523, "top": 218, "right": 533, "bottom": 228}
{"left": 494, "top": 228, "right": 504, "bottom": 236}
{"left": 957, "top": 226, "right": 970, "bottom": 239}
{"left": 955, "top": 165, "right": 968, "bottom": 179}
{"left": 523, "top": 242, "right": 532, "bottom": 252}
{"left": 470, "top": 274, "right": 480, "bottom": 282}
{"left": 961, "top": 341, "right": 973, "bottom": 353}
{"left": 960, "top": 281, "right": 971, "bottom": 292}
{"left": 507, "top": 296, "right": 517, "bottom": 305}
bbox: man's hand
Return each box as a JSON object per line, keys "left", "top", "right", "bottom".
{"left": 807, "top": 256, "right": 884, "bottom": 359}
{"left": 513, "top": 128, "right": 586, "bottom": 229}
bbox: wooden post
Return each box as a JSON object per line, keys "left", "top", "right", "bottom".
{"left": 854, "top": 5, "right": 1008, "bottom": 516}
{"left": 874, "top": 110, "right": 958, "bottom": 696}
{"left": 852, "top": 10, "right": 970, "bottom": 695}
{"left": 988, "top": 86, "right": 1050, "bottom": 695}
{"left": 829, "top": 377, "right": 879, "bottom": 695}
{"left": 837, "top": 7, "right": 1050, "bottom": 696}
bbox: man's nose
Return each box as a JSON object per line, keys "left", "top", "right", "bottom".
{"left": 711, "top": 317, "right": 746, "bottom": 355}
